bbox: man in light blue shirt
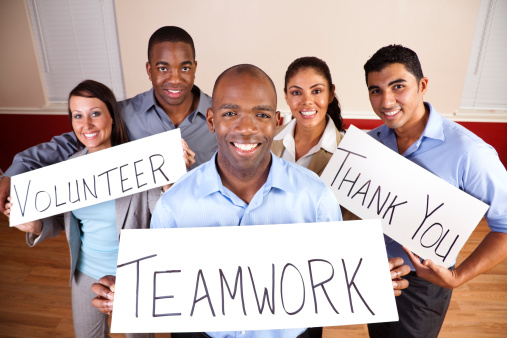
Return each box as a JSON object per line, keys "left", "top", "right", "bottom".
{"left": 0, "top": 26, "right": 217, "bottom": 211}
{"left": 363, "top": 44, "right": 507, "bottom": 338}
{"left": 91, "top": 64, "right": 410, "bottom": 337}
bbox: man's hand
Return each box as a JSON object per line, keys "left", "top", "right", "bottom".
{"left": 182, "top": 139, "right": 196, "bottom": 170}
{"left": 91, "top": 275, "right": 116, "bottom": 315}
{"left": 0, "top": 176, "right": 11, "bottom": 213}
{"left": 388, "top": 256, "right": 410, "bottom": 296}
{"left": 403, "top": 246, "right": 458, "bottom": 289}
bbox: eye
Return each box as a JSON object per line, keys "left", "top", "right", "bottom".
{"left": 158, "top": 67, "right": 167, "bottom": 72}
{"left": 394, "top": 84, "right": 404, "bottom": 89}
{"left": 290, "top": 90, "right": 301, "bottom": 96}
{"left": 91, "top": 111, "right": 101, "bottom": 117}
{"left": 370, "top": 89, "right": 381, "bottom": 95}
{"left": 223, "top": 111, "right": 236, "bottom": 117}
{"left": 313, "top": 89, "right": 322, "bottom": 94}
{"left": 182, "top": 66, "right": 190, "bottom": 72}
{"left": 257, "top": 112, "right": 271, "bottom": 118}
{"left": 73, "top": 114, "right": 82, "bottom": 119}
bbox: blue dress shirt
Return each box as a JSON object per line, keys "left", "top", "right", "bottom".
{"left": 368, "top": 102, "right": 507, "bottom": 269}
{"left": 151, "top": 152, "right": 342, "bottom": 337}
{"left": 5, "top": 86, "right": 217, "bottom": 176}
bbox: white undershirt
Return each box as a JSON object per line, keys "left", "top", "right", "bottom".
{"left": 274, "top": 116, "right": 339, "bottom": 168}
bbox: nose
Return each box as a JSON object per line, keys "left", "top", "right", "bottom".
{"left": 302, "top": 91, "right": 313, "bottom": 106}
{"left": 235, "top": 113, "right": 258, "bottom": 135}
{"left": 165, "top": 69, "right": 182, "bottom": 84}
{"left": 83, "top": 115, "right": 94, "bottom": 129}
{"left": 381, "top": 90, "right": 396, "bottom": 108}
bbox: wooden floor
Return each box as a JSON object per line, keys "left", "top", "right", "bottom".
{"left": 1, "top": 215, "right": 506, "bottom": 337}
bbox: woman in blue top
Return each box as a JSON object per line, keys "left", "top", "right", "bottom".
{"left": 4, "top": 80, "right": 194, "bottom": 338}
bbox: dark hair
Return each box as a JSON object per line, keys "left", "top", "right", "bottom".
{"left": 148, "top": 26, "right": 195, "bottom": 62}
{"left": 284, "top": 56, "right": 345, "bottom": 133}
{"left": 363, "top": 44, "right": 424, "bottom": 84}
{"left": 212, "top": 64, "right": 277, "bottom": 108}
{"left": 68, "top": 80, "right": 129, "bottom": 149}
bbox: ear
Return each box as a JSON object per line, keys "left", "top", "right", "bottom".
{"left": 275, "top": 111, "right": 281, "bottom": 127}
{"left": 206, "top": 107, "right": 215, "bottom": 133}
{"left": 194, "top": 60, "right": 198, "bottom": 71}
{"left": 419, "top": 77, "right": 428, "bottom": 95}
{"left": 146, "top": 62, "right": 152, "bottom": 81}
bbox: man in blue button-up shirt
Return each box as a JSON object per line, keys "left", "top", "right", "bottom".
{"left": 363, "top": 45, "right": 507, "bottom": 338}
{"left": 91, "top": 64, "right": 411, "bottom": 337}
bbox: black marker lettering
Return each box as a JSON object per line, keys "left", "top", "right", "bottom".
{"left": 435, "top": 231, "right": 459, "bottom": 262}
{"left": 338, "top": 168, "right": 361, "bottom": 197}
{"left": 134, "top": 159, "right": 147, "bottom": 189}
{"left": 412, "top": 195, "right": 445, "bottom": 240}
{"left": 120, "top": 164, "right": 133, "bottom": 193}
{"left": 367, "top": 186, "right": 391, "bottom": 215}
{"left": 190, "top": 269, "right": 216, "bottom": 317}
{"left": 342, "top": 258, "right": 374, "bottom": 315}
{"left": 248, "top": 265, "right": 275, "bottom": 314}
{"left": 34, "top": 191, "right": 51, "bottom": 212}
{"left": 280, "top": 263, "right": 305, "bottom": 315}
{"left": 153, "top": 270, "right": 182, "bottom": 317}
{"left": 382, "top": 195, "right": 408, "bottom": 225}
{"left": 220, "top": 267, "right": 246, "bottom": 316}
{"left": 149, "top": 154, "right": 169, "bottom": 184}
{"left": 308, "top": 259, "right": 339, "bottom": 314}
{"left": 351, "top": 180, "right": 371, "bottom": 206}
{"left": 83, "top": 176, "right": 97, "bottom": 200}
{"left": 330, "top": 148, "right": 367, "bottom": 186}
{"left": 69, "top": 180, "right": 80, "bottom": 203}
{"left": 13, "top": 181, "right": 31, "bottom": 217}
{"left": 54, "top": 185, "right": 66, "bottom": 207}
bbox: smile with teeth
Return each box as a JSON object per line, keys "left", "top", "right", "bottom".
{"left": 300, "top": 109, "right": 317, "bottom": 116}
{"left": 167, "top": 89, "right": 181, "bottom": 93}
{"left": 383, "top": 109, "right": 400, "bottom": 116}
{"left": 233, "top": 143, "right": 259, "bottom": 151}
{"left": 83, "top": 132, "right": 98, "bottom": 139}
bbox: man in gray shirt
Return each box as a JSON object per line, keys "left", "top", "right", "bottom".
{"left": 0, "top": 26, "right": 217, "bottom": 212}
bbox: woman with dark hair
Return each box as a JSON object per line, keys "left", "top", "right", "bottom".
{"left": 272, "top": 56, "right": 345, "bottom": 175}
{"left": 271, "top": 58, "right": 358, "bottom": 337}
{"left": 4, "top": 80, "right": 195, "bottom": 338}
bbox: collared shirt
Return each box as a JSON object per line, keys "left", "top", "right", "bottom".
{"left": 151, "top": 152, "right": 342, "bottom": 338}
{"left": 274, "top": 116, "right": 338, "bottom": 169}
{"left": 5, "top": 86, "right": 217, "bottom": 176}
{"left": 368, "top": 102, "right": 507, "bottom": 269}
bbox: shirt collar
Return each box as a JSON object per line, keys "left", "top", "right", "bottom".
{"left": 275, "top": 115, "right": 337, "bottom": 155}
{"left": 195, "top": 152, "right": 294, "bottom": 200}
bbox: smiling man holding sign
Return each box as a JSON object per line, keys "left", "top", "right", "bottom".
{"left": 360, "top": 45, "right": 507, "bottom": 338}
{"left": 91, "top": 65, "right": 411, "bottom": 337}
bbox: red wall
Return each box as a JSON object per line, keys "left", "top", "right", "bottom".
{"left": 1, "top": 114, "right": 506, "bottom": 173}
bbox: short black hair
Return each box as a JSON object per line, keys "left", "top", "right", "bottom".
{"left": 364, "top": 44, "right": 424, "bottom": 84}
{"left": 212, "top": 64, "right": 277, "bottom": 108}
{"left": 147, "top": 26, "right": 195, "bottom": 62}
{"left": 68, "top": 80, "right": 129, "bottom": 149}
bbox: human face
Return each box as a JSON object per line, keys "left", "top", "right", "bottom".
{"left": 367, "top": 63, "right": 428, "bottom": 133}
{"left": 146, "top": 41, "right": 197, "bottom": 109}
{"left": 70, "top": 96, "right": 113, "bottom": 153}
{"left": 285, "top": 68, "right": 334, "bottom": 131}
{"left": 207, "top": 74, "right": 279, "bottom": 177}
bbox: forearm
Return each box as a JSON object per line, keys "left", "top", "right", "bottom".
{"left": 454, "top": 231, "right": 507, "bottom": 287}
{"left": 4, "top": 132, "right": 78, "bottom": 176}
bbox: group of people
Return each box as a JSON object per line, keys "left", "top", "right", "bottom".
{"left": 1, "top": 26, "right": 506, "bottom": 338}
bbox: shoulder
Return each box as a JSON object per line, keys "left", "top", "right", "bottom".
{"left": 118, "top": 89, "right": 153, "bottom": 111}
{"left": 68, "top": 148, "right": 88, "bottom": 159}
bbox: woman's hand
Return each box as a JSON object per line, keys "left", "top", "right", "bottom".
{"left": 3, "top": 196, "right": 43, "bottom": 235}
{"left": 182, "top": 138, "right": 196, "bottom": 170}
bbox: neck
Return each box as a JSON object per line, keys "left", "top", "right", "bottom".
{"left": 395, "top": 103, "right": 429, "bottom": 154}
{"left": 293, "top": 116, "right": 327, "bottom": 161}
{"left": 216, "top": 156, "right": 271, "bottom": 205}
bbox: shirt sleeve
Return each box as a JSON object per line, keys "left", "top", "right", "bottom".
{"left": 463, "top": 144, "right": 507, "bottom": 233}
{"left": 150, "top": 195, "right": 177, "bottom": 229}
{"left": 4, "top": 132, "right": 78, "bottom": 177}
{"left": 317, "top": 186, "right": 343, "bottom": 222}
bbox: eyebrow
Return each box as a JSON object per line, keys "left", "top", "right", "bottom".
{"left": 154, "top": 60, "right": 193, "bottom": 67}
{"left": 288, "top": 83, "right": 325, "bottom": 90}
{"left": 367, "top": 78, "right": 407, "bottom": 91}
{"left": 218, "top": 103, "right": 275, "bottom": 113}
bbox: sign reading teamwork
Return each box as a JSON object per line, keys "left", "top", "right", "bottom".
{"left": 9, "top": 129, "right": 186, "bottom": 227}
{"left": 111, "top": 220, "right": 398, "bottom": 333}
{"left": 320, "top": 125, "right": 489, "bottom": 267}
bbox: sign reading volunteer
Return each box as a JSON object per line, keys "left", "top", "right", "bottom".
{"left": 9, "top": 129, "right": 186, "bottom": 227}
{"left": 320, "top": 125, "right": 489, "bottom": 268}
{"left": 111, "top": 220, "right": 398, "bottom": 333}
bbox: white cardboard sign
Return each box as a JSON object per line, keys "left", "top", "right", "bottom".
{"left": 320, "top": 125, "right": 489, "bottom": 267}
{"left": 111, "top": 220, "right": 398, "bottom": 333}
{"left": 10, "top": 129, "right": 186, "bottom": 226}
